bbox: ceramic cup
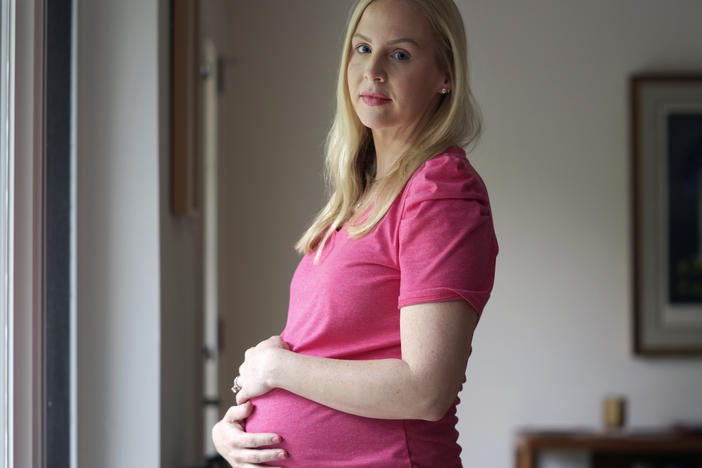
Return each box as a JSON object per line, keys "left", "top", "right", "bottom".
{"left": 602, "top": 395, "right": 627, "bottom": 429}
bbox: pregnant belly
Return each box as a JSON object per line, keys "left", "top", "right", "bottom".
{"left": 244, "top": 389, "right": 411, "bottom": 468}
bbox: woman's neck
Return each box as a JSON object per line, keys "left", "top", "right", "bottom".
{"left": 370, "top": 106, "right": 436, "bottom": 177}
{"left": 370, "top": 130, "right": 410, "bottom": 179}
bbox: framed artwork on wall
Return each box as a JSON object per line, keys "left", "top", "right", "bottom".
{"left": 631, "top": 74, "right": 702, "bottom": 355}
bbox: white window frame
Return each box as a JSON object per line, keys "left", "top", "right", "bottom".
{"left": 6, "top": 0, "right": 45, "bottom": 467}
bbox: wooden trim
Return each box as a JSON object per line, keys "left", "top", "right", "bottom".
{"left": 171, "top": 0, "right": 200, "bottom": 217}
{"left": 516, "top": 429, "right": 702, "bottom": 468}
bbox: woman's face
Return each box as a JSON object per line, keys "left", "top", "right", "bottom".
{"left": 347, "top": 0, "right": 448, "bottom": 137}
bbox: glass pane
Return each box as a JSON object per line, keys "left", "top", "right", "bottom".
{"left": 0, "top": 0, "right": 9, "bottom": 465}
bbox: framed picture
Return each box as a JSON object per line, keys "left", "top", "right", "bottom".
{"left": 631, "top": 74, "right": 702, "bottom": 355}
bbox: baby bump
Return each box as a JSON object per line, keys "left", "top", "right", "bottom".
{"left": 244, "top": 389, "right": 411, "bottom": 467}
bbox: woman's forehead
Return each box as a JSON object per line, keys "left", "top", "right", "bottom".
{"left": 354, "top": 0, "right": 434, "bottom": 45}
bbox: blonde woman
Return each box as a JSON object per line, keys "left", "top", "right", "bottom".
{"left": 212, "top": 0, "right": 498, "bottom": 466}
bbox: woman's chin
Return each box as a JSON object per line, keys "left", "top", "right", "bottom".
{"left": 357, "top": 117, "right": 398, "bottom": 132}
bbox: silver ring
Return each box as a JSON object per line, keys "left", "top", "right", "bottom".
{"left": 231, "top": 375, "right": 241, "bottom": 394}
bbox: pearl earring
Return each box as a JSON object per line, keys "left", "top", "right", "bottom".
{"left": 440, "top": 87, "right": 450, "bottom": 95}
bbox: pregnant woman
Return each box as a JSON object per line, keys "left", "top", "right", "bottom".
{"left": 212, "top": 0, "right": 498, "bottom": 466}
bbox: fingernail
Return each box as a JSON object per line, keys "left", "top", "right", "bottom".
{"left": 278, "top": 451, "right": 287, "bottom": 459}
{"left": 272, "top": 436, "right": 281, "bottom": 443}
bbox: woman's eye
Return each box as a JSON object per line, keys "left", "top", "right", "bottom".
{"left": 355, "top": 44, "right": 371, "bottom": 54}
{"left": 392, "top": 50, "right": 410, "bottom": 61}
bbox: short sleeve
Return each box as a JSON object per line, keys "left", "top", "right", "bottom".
{"left": 397, "top": 153, "right": 498, "bottom": 320}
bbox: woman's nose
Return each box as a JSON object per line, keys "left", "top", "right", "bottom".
{"left": 363, "top": 57, "right": 386, "bottom": 82}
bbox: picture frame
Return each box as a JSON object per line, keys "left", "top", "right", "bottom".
{"left": 631, "top": 74, "right": 702, "bottom": 356}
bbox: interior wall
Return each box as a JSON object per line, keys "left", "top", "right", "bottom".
{"left": 460, "top": 1, "right": 702, "bottom": 466}
{"left": 218, "top": 1, "right": 702, "bottom": 467}
{"left": 159, "top": 0, "right": 204, "bottom": 466}
{"left": 74, "top": 1, "right": 204, "bottom": 467}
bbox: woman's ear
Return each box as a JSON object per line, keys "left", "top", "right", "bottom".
{"left": 439, "top": 76, "right": 451, "bottom": 94}
{"left": 441, "top": 75, "right": 451, "bottom": 91}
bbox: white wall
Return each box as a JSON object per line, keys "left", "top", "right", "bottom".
{"left": 219, "top": 1, "right": 702, "bottom": 467}
{"left": 461, "top": 1, "right": 702, "bottom": 466}
{"left": 76, "top": 1, "right": 162, "bottom": 466}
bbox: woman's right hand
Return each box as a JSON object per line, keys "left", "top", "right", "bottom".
{"left": 212, "top": 401, "right": 288, "bottom": 467}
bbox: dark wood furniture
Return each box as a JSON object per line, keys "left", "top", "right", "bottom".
{"left": 516, "top": 428, "right": 702, "bottom": 468}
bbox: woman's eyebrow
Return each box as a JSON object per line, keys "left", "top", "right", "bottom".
{"left": 352, "top": 33, "right": 420, "bottom": 48}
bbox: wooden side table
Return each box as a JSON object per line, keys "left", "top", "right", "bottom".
{"left": 515, "top": 429, "right": 702, "bottom": 468}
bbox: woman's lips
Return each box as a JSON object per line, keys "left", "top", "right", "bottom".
{"left": 361, "top": 94, "right": 391, "bottom": 106}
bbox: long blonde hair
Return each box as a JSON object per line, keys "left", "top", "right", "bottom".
{"left": 294, "top": 0, "right": 483, "bottom": 263}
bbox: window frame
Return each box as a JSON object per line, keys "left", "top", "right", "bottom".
{"left": 6, "top": 0, "right": 50, "bottom": 467}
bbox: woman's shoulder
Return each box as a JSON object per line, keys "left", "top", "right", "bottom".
{"left": 402, "top": 145, "right": 490, "bottom": 209}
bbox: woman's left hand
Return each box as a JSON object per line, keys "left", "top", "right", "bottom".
{"left": 235, "top": 335, "right": 290, "bottom": 405}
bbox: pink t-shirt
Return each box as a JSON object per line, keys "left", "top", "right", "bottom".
{"left": 244, "top": 146, "right": 498, "bottom": 467}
